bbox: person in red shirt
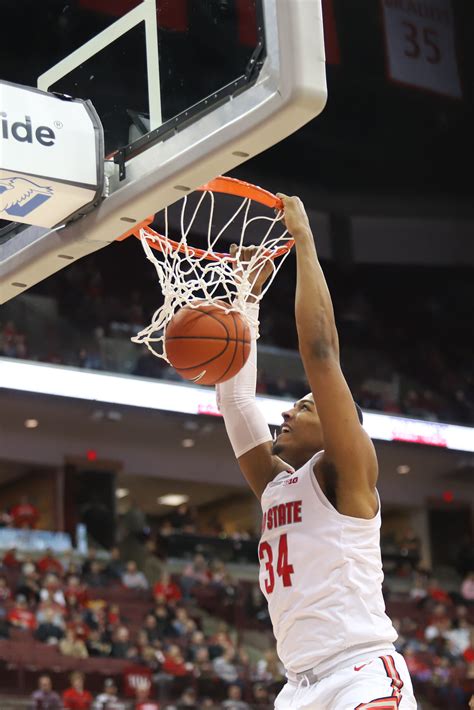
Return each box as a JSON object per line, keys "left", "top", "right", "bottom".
{"left": 37, "top": 549, "right": 63, "bottom": 576}
{"left": 10, "top": 496, "right": 39, "bottom": 529}
{"left": 161, "top": 644, "right": 191, "bottom": 677}
{"left": 7, "top": 595, "right": 37, "bottom": 630}
{"left": 464, "top": 629, "right": 474, "bottom": 664}
{"left": 152, "top": 572, "right": 182, "bottom": 605}
{"left": 427, "top": 578, "right": 452, "bottom": 605}
{"left": 62, "top": 672, "right": 93, "bottom": 710}
{"left": 2, "top": 547, "right": 20, "bottom": 568}
{"left": 107, "top": 603, "right": 122, "bottom": 627}
{"left": 64, "top": 575, "right": 89, "bottom": 608}
{"left": 66, "top": 611, "right": 91, "bottom": 641}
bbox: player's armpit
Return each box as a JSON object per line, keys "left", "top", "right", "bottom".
{"left": 304, "top": 350, "right": 378, "bottom": 514}
{"left": 237, "top": 442, "right": 290, "bottom": 499}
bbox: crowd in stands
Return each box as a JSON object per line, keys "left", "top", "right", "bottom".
{"left": 0, "top": 541, "right": 285, "bottom": 709}
{"left": 1, "top": 251, "right": 473, "bottom": 425}
{"left": 0, "top": 531, "right": 473, "bottom": 708}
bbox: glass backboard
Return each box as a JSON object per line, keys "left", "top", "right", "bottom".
{"left": 0, "top": 0, "right": 327, "bottom": 304}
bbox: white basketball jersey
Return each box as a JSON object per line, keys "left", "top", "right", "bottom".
{"left": 259, "top": 451, "right": 397, "bottom": 676}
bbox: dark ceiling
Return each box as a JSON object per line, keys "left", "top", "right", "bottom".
{"left": 1, "top": 0, "right": 473, "bottom": 215}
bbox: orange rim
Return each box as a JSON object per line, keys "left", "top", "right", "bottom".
{"left": 197, "top": 176, "right": 283, "bottom": 210}
{"left": 116, "top": 176, "right": 293, "bottom": 261}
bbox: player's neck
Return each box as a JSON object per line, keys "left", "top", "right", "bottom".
{"left": 285, "top": 446, "right": 322, "bottom": 471}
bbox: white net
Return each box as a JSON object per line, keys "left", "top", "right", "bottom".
{"left": 131, "top": 184, "right": 293, "bottom": 361}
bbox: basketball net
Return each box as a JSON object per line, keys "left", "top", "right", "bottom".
{"left": 127, "top": 177, "right": 294, "bottom": 362}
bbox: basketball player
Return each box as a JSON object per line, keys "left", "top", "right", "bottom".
{"left": 217, "top": 195, "right": 417, "bottom": 709}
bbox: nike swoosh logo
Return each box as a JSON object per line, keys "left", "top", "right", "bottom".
{"left": 354, "top": 663, "right": 368, "bottom": 672}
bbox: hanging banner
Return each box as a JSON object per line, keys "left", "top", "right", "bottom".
{"left": 322, "top": 0, "right": 341, "bottom": 65}
{"left": 381, "top": 0, "right": 462, "bottom": 98}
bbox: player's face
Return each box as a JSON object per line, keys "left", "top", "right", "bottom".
{"left": 272, "top": 393, "right": 323, "bottom": 468}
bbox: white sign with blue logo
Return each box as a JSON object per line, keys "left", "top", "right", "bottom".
{"left": 0, "top": 170, "right": 99, "bottom": 228}
{"left": 0, "top": 80, "right": 103, "bottom": 228}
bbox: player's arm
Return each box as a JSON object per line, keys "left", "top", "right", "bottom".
{"left": 216, "top": 246, "right": 290, "bottom": 499}
{"left": 279, "top": 195, "right": 378, "bottom": 518}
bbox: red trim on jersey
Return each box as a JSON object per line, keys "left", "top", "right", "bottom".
{"left": 353, "top": 655, "right": 403, "bottom": 709}
{"left": 354, "top": 702, "right": 398, "bottom": 709}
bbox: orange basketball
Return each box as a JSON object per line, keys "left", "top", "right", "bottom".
{"left": 165, "top": 303, "right": 251, "bottom": 385}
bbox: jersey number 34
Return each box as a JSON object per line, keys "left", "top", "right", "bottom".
{"left": 259, "top": 533, "right": 294, "bottom": 594}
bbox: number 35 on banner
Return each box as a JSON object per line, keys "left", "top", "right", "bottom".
{"left": 381, "top": 0, "right": 462, "bottom": 99}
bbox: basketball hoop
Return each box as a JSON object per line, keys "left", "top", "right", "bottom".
{"left": 117, "top": 176, "right": 294, "bottom": 361}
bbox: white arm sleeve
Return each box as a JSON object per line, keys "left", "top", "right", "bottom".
{"left": 216, "top": 303, "right": 273, "bottom": 458}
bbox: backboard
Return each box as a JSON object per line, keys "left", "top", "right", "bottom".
{"left": 0, "top": 0, "right": 327, "bottom": 304}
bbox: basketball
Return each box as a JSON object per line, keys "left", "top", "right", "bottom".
{"left": 165, "top": 303, "right": 251, "bottom": 385}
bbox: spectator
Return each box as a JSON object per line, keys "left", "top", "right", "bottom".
{"left": 59, "top": 629, "right": 89, "bottom": 658}
{"left": 7, "top": 594, "right": 36, "bottom": 630}
{"left": 37, "top": 549, "right": 63, "bottom": 576}
{"left": 64, "top": 574, "right": 89, "bottom": 608}
{"left": 0, "top": 616, "right": 9, "bottom": 640}
{"left": 86, "top": 628, "right": 112, "bottom": 657}
{"left": 35, "top": 607, "right": 64, "bottom": 644}
{"left": 2, "top": 547, "right": 20, "bottom": 568}
{"left": 134, "top": 687, "right": 160, "bottom": 710}
{"left": 30, "top": 675, "right": 61, "bottom": 709}
{"left": 253, "top": 649, "right": 284, "bottom": 683}
{"left": 118, "top": 498, "right": 149, "bottom": 569}
{"left": 122, "top": 560, "right": 148, "bottom": 590}
{"left": 143, "top": 539, "right": 164, "bottom": 587}
{"left": 252, "top": 684, "right": 272, "bottom": 707}
{"left": 81, "top": 547, "right": 98, "bottom": 576}
{"left": 427, "top": 578, "right": 452, "bottom": 605}
{"left": 168, "top": 503, "right": 197, "bottom": 533}
{"left": 162, "top": 644, "right": 191, "bottom": 676}
{"left": 10, "top": 495, "right": 39, "bottom": 529}
{"left": 180, "top": 554, "right": 209, "bottom": 599}
{"left": 39, "top": 573, "right": 66, "bottom": 606}
{"left": 153, "top": 572, "right": 182, "bottom": 605}
{"left": 16, "top": 565, "right": 41, "bottom": 604}
{"left": 212, "top": 647, "right": 239, "bottom": 684}
{"left": 107, "top": 602, "right": 122, "bottom": 627}
{"left": 0, "top": 508, "right": 13, "bottom": 527}
{"left": 36, "top": 601, "right": 66, "bottom": 630}
{"left": 143, "top": 613, "right": 161, "bottom": 644}
{"left": 446, "top": 618, "right": 471, "bottom": 656}
{"left": 409, "top": 572, "right": 428, "bottom": 603}
{"left": 111, "top": 625, "right": 133, "bottom": 659}
{"left": 151, "top": 603, "right": 174, "bottom": 638}
{"left": 104, "top": 546, "right": 124, "bottom": 582}
{"left": 175, "top": 687, "right": 198, "bottom": 709}
{"left": 222, "top": 684, "right": 251, "bottom": 710}
{"left": 192, "top": 646, "right": 213, "bottom": 678}
{"left": 461, "top": 571, "right": 474, "bottom": 602}
{"left": 93, "top": 678, "right": 120, "bottom": 710}
{"left": 84, "top": 560, "right": 107, "bottom": 588}
{"left": 0, "top": 574, "right": 11, "bottom": 603}
{"left": 171, "top": 607, "right": 191, "bottom": 637}
{"left": 62, "top": 672, "right": 93, "bottom": 710}
{"left": 463, "top": 629, "right": 474, "bottom": 667}
{"left": 397, "top": 527, "right": 421, "bottom": 573}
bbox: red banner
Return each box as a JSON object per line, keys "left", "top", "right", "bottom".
{"left": 322, "top": 0, "right": 341, "bottom": 65}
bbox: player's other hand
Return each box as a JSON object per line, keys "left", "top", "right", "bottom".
{"left": 277, "top": 193, "right": 311, "bottom": 239}
{"left": 230, "top": 243, "right": 274, "bottom": 298}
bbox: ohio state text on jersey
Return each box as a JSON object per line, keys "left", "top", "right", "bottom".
{"left": 259, "top": 453, "right": 397, "bottom": 677}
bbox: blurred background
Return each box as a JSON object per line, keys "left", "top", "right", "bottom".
{"left": 0, "top": 0, "right": 473, "bottom": 708}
